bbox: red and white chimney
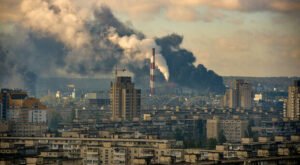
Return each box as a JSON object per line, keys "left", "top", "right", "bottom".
{"left": 150, "top": 48, "right": 155, "bottom": 95}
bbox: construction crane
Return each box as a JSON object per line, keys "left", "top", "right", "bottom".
{"left": 90, "top": 66, "right": 126, "bottom": 81}
{"left": 114, "top": 65, "right": 126, "bottom": 80}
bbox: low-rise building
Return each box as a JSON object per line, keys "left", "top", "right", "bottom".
{"left": 1, "top": 135, "right": 300, "bottom": 165}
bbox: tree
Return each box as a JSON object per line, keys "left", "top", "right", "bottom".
{"left": 207, "top": 138, "right": 217, "bottom": 149}
{"left": 70, "top": 108, "right": 76, "bottom": 122}
{"left": 197, "top": 137, "right": 206, "bottom": 148}
{"left": 196, "top": 120, "right": 206, "bottom": 148}
{"left": 218, "top": 130, "right": 227, "bottom": 144}
{"left": 49, "top": 112, "right": 63, "bottom": 130}
{"left": 174, "top": 128, "right": 184, "bottom": 141}
{"left": 197, "top": 120, "right": 205, "bottom": 136}
{"left": 184, "top": 138, "right": 197, "bottom": 148}
{"left": 245, "top": 123, "right": 254, "bottom": 138}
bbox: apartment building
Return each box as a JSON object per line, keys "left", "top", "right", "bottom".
{"left": 207, "top": 116, "right": 248, "bottom": 142}
{"left": 1, "top": 135, "right": 299, "bottom": 165}
{"left": 284, "top": 80, "right": 300, "bottom": 120}
{"left": 110, "top": 77, "right": 141, "bottom": 121}
{"left": 0, "top": 136, "right": 175, "bottom": 165}
{"left": 223, "top": 80, "right": 253, "bottom": 109}
{"left": 0, "top": 89, "right": 47, "bottom": 123}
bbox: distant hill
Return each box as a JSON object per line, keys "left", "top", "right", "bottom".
{"left": 223, "top": 76, "right": 300, "bottom": 91}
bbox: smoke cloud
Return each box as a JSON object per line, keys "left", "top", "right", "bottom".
{"left": 20, "top": 0, "right": 90, "bottom": 49}
{"left": 0, "top": 0, "right": 224, "bottom": 94}
{"left": 156, "top": 34, "right": 225, "bottom": 93}
{"left": 108, "top": 28, "right": 169, "bottom": 81}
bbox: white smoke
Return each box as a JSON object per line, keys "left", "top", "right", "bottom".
{"left": 0, "top": 0, "right": 170, "bottom": 84}
{"left": 108, "top": 27, "right": 169, "bottom": 81}
{"left": 20, "top": 0, "right": 91, "bottom": 49}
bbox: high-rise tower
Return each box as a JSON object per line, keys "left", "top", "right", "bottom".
{"left": 0, "top": 89, "right": 28, "bottom": 120}
{"left": 110, "top": 77, "right": 141, "bottom": 121}
{"left": 284, "top": 80, "right": 300, "bottom": 120}
{"left": 150, "top": 48, "right": 155, "bottom": 95}
{"left": 223, "top": 79, "right": 253, "bottom": 109}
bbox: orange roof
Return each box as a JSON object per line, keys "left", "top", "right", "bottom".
{"left": 22, "top": 98, "right": 46, "bottom": 110}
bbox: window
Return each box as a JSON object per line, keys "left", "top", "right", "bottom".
{"left": 34, "top": 102, "right": 39, "bottom": 110}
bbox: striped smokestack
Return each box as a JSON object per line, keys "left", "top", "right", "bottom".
{"left": 150, "top": 48, "right": 155, "bottom": 95}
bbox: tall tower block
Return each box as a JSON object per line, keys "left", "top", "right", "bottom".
{"left": 150, "top": 48, "right": 155, "bottom": 95}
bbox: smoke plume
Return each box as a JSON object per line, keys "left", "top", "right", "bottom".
{"left": 156, "top": 34, "right": 225, "bottom": 93}
{"left": 0, "top": 0, "right": 225, "bottom": 94}
{"left": 108, "top": 28, "right": 169, "bottom": 81}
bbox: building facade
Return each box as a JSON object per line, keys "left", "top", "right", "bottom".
{"left": 0, "top": 89, "right": 47, "bottom": 123}
{"left": 223, "top": 80, "right": 253, "bottom": 109}
{"left": 223, "top": 89, "right": 237, "bottom": 108}
{"left": 110, "top": 77, "right": 141, "bottom": 121}
{"left": 207, "top": 117, "right": 248, "bottom": 142}
{"left": 284, "top": 80, "right": 300, "bottom": 120}
{"left": 1, "top": 135, "right": 299, "bottom": 165}
{"left": 239, "top": 82, "right": 253, "bottom": 109}
{"left": 0, "top": 89, "right": 28, "bottom": 120}
{"left": 0, "top": 89, "right": 48, "bottom": 137}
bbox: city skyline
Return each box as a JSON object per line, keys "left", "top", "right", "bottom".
{"left": 1, "top": 1, "right": 300, "bottom": 164}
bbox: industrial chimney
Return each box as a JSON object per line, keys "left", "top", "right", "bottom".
{"left": 150, "top": 48, "right": 155, "bottom": 95}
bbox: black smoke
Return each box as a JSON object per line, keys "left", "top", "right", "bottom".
{"left": 91, "top": 7, "right": 144, "bottom": 38}
{"left": 0, "top": 47, "right": 10, "bottom": 85}
{"left": 0, "top": 6, "right": 225, "bottom": 94}
{"left": 156, "top": 34, "right": 225, "bottom": 93}
{"left": 88, "top": 7, "right": 225, "bottom": 93}
{"left": 0, "top": 46, "right": 37, "bottom": 95}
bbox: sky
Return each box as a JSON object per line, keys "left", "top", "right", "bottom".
{"left": 97, "top": 0, "right": 300, "bottom": 77}
{"left": 1, "top": 0, "right": 300, "bottom": 77}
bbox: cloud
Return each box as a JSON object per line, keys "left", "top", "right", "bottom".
{"left": 165, "top": 6, "right": 199, "bottom": 21}
{"left": 262, "top": 35, "right": 300, "bottom": 60}
{"left": 2, "top": 0, "right": 299, "bottom": 23}
{"left": 0, "top": 0, "right": 22, "bottom": 22}
{"left": 0, "top": 1, "right": 168, "bottom": 89}
{"left": 227, "top": 18, "right": 244, "bottom": 25}
{"left": 108, "top": 27, "right": 169, "bottom": 80}
{"left": 191, "top": 29, "right": 300, "bottom": 76}
{"left": 85, "top": 0, "right": 300, "bottom": 22}
{"left": 269, "top": 0, "right": 300, "bottom": 12}
{"left": 0, "top": 0, "right": 298, "bottom": 92}
{"left": 199, "top": 8, "right": 226, "bottom": 22}
{"left": 20, "top": 0, "right": 91, "bottom": 49}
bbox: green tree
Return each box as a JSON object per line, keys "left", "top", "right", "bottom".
{"left": 70, "top": 108, "right": 76, "bottom": 122}
{"left": 207, "top": 138, "right": 217, "bottom": 149}
{"left": 197, "top": 120, "right": 205, "bottom": 136}
{"left": 197, "top": 137, "right": 206, "bottom": 148}
{"left": 49, "top": 112, "right": 63, "bottom": 130}
{"left": 218, "top": 130, "right": 227, "bottom": 144}
{"left": 184, "top": 138, "right": 197, "bottom": 148}
{"left": 174, "top": 128, "right": 184, "bottom": 141}
{"left": 245, "top": 124, "right": 254, "bottom": 138}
